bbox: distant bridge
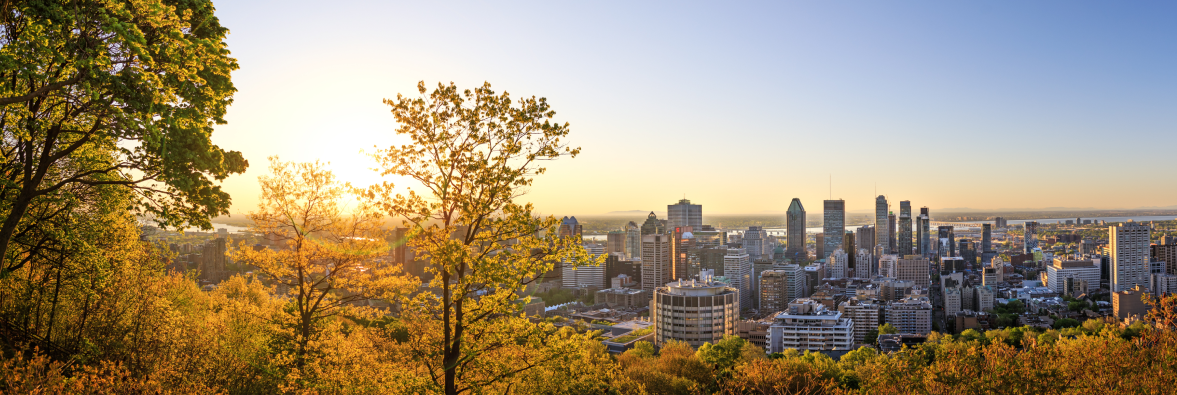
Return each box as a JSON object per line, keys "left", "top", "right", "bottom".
{"left": 931, "top": 221, "right": 986, "bottom": 229}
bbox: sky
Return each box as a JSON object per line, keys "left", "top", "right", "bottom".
{"left": 209, "top": 1, "right": 1177, "bottom": 217}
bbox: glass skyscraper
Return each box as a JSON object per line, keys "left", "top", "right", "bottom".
{"left": 823, "top": 200, "right": 845, "bottom": 259}
{"left": 786, "top": 198, "right": 806, "bottom": 260}
{"left": 875, "top": 195, "right": 889, "bottom": 254}
{"left": 898, "top": 201, "right": 912, "bottom": 256}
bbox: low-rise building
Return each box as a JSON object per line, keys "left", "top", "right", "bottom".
{"left": 572, "top": 307, "right": 644, "bottom": 324}
{"left": 838, "top": 298, "right": 883, "bottom": 347}
{"left": 601, "top": 320, "right": 655, "bottom": 354}
{"left": 595, "top": 287, "right": 648, "bottom": 308}
{"left": 878, "top": 333, "right": 927, "bottom": 353}
{"left": 885, "top": 296, "right": 932, "bottom": 335}
{"left": 736, "top": 318, "right": 774, "bottom": 351}
{"left": 1113, "top": 286, "right": 1150, "bottom": 322}
{"left": 766, "top": 299, "right": 854, "bottom": 353}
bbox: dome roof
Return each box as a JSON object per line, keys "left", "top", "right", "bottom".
{"left": 681, "top": 232, "right": 694, "bottom": 239}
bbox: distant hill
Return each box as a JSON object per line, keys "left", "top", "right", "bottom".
{"left": 604, "top": 210, "right": 653, "bottom": 215}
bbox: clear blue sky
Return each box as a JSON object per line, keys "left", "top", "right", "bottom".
{"left": 210, "top": 1, "right": 1177, "bottom": 216}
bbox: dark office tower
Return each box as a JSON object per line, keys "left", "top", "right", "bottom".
{"left": 898, "top": 201, "right": 913, "bottom": 256}
{"left": 995, "top": 217, "right": 1008, "bottom": 228}
{"left": 786, "top": 198, "right": 806, "bottom": 259}
{"left": 958, "top": 239, "right": 976, "bottom": 268}
{"left": 918, "top": 207, "right": 931, "bottom": 256}
{"left": 875, "top": 196, "right": 890, "bottom": 254}
{"left": 823, "top": 200, "right": 846, "bottom": 259}
{"left": 641, "top": 212, "right": 663, "bottom": 235}
{"left": 887, "top": 213, "right": 897, "bottom": 254}
{"left": 981, "top": 223, "right": 996, "bottom": 264}
{"left": 1024, "top": 221, "right": 1039, "bottom": 254}
{"left": 667, "top": 198, "right": 703, "bottom": 231}
{"left": 843, "top": 230, "right": 856, "bottom": 271}
{"left": 816, "top": 233, "right": 825, "bottom": 261}
{"left": 982, "top": 224, "right": 992, "bottom": 253}
{"left": 938, "top": 226, "right": 955, "bottom": 257}
{"left": 605, "top": 253, "right": 640, "bottom": 285}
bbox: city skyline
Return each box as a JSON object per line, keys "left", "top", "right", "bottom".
{"left": 7, "top": 1, "right": 1177, "bottom": 391}
{"left": 209, "top": 1, "right": 1177, "bottom": 216}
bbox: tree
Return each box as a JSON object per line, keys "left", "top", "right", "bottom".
{"left": 865, "top": 329, "right": 880, "bottom": 345}
{"left": 878, "top": 323, "right": 899, "bottom": 335}
{"left": 233, "top": 158, "right": 411, "bottom": 370}
{"left": 0, "top": 0, "right": 247, "bottom": 273}
{"left": 1052, "top": 318, "right": 1080, "bottom": 329}
{"left": 365, "top": 81, "right": 595, "bottom": 394}
{"left": 696, "top": 335, "right": 748, "bottom": 373}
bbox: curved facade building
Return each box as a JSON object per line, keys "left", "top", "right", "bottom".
{"left": 651, "top": 278, "right": 739, "bottom": 347}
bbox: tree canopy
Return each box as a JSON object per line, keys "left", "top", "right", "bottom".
{"left": 0, "top": 0, "right": 247, "bottom": 273}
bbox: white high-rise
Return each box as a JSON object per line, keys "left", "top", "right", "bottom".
{"left": 1045, "top": 258, "right": 1100, "bottom": 294}
{"left": 1111, "top": 223, "right": 1151, "bottom": 292}
{"left": 562, "top": 244, "right": 606, "bottom": 288}
{"left": 724, "top": 247, "right": 753, "bottom": 309}
{"left": 827, "top": 249, "right": 849, "bottom": 279}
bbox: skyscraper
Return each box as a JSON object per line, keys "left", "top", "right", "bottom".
{"left": 982, "top": 223, "right": 992, "bottom": 253}
{"left": 887, "top": 213, "right": 897, "bottom": 254}
{"left": 671, "top": 226, "right": 696, "bottom": 281}
{"left": 938, "top": 226, "right": 955, "bottom": 257}
{"left": 667, "top": 198, "right": 702, "bottom": 232}
{"left": 842, "top": 231, "right": 856, "bottom": 273}
{"left": 641, "top": 212, "right": 663, "bottom": 235}
{"left": 856, "top": 225, "right": 875, "bottom": 257}
{"left": 875, "top": 196, "right": 889, "bottom": 254}
{"left": 744, "top": 226, "right": 769, "bottom": 260}
{"left": 1111, "top": 222, "right": 1151, "bottom": 292}
{"left": 786, "top": 198, "right": 806, "bottom": 260}
{"left": 981, "top": 223, "right": 995, "bottom": 264}
{"left": 815, "top": 233, "right": 825, "bottom": 260}
{"left": 641, "top": 234, "right": 671, "bottom": 298}
{"left": 724, "top": 247, "right": 753, "bottom": 308}
{"left": 918, "top": 207, "right": 931, "bottom": 256}
{"left": 1024, "top": 221, "right": 1039, "bottom": 254}
{"left": 606, "top": 230, "right": 625, "bottom": 255}
{"left": 625, "top": 221, "right": 641, "bottom": 259}
{"left": 898, "top": 201, "right": 912, "bottom": 256}
{"left": 823, "top": 200, "right": 845, "bottom": 260}
{"left": 559, "top": 216, "right": 582, "bottom": 239}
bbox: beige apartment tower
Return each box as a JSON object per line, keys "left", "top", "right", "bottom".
{"left": 651, "top": 278, "right": 739, "bottom": 348}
